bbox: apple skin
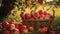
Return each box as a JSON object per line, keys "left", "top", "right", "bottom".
{"left": 24, "top": 13, "right": 31, "bottom": 19}
{"left": 9, "top": 19, "right": 16, "bottom": 24}
{"left": 38, "top": 26, "right": 48, "bottom": 33}
{"left": 19, "top": 22, "right": 24, "bottom": 26}
{"left": 47, "top": 13, "right": 53, "bottom": 18}
{"left": 14, "top": 28, "right": 20, "bottom": 34}
{"left": 34, "top": 12, "right": 40, "bottom": 19}
{"left": 49, "top": 31, "right": 56, "bottom": 34}
{"left": 2, "top": 21, "right": 9, "bottom": 28}
{"left": 5, "top": 24, "right": 11, "bottom": 30}
{"left": 20, "top": 25, "right": 28, "bottom": 33}
{"left": 0, "top": 23, "right": 2, "bottom": 30}
{"left": 38, "top": 10, "right": 43, "bottom": 15}
{"left": 38, "top": 0, "right": 43, "bottom": 5}
{"left": 20, "top": 11, "right": 25, "bottom": 19}
{"left": 39, "top": 14, "right": 45, "bottom": 20}
{"left": 21, "top": 28, "right": 28, "bottom": 33}
{"left": 30, "top": 17, "right": 35, "bottom": 20}
{"left": 22, "top": 25, "right": 27, "bottom": 29}
{"left": 28, "top": 26, "right": 34, "bottom": 31}
{"left": 45, "top": 13, "right": 52, "bottom": 20}
{"left": 20, "top": 11, "right": 24, "bottom": 17}
{"left": 3, "top": 30, "right": 10, "bottom": 34}
{"left": 15, "top": 24, "right": 19, "bottom": 29}
{"left": 18, "top": 22, "right": 24, "bottom": 31}
{"left": 43, "top": 11, "right": 48, "bottom": 15}
{"left": 9, "top": 24, "right": 15, "bottom": 30}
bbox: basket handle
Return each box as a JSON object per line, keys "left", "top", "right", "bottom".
{"left": 52, "top": 7, "right": 55, "bottom": 18}
{"left": 46, "top": 5, "right": 55, "bottom": 18}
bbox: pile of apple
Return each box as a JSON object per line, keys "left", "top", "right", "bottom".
{"left": 20, "top": 10, "right": 53, "bottom": 21}
{"left": 0, "top": 19, "right": 56, "bottom": 34}
{"left": 0, "top": 20, "right": 34, "bottom": 34}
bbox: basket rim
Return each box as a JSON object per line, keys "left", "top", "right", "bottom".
{"left": 22, "top": 19, "right": 53, "bottom": 22}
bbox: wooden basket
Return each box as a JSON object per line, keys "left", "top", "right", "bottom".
{"left": 22, "top": 9, "right": 55, "bottom": 29}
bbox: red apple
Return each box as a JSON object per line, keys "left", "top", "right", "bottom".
{"left": 45, "top": 15, "right": 50, "bottom": 20}
{"left": 19, "top": 25, "right": 27, "bottom": 30}
{"left": 34, "top": 12, "right": 40, "bottom": 18}
{"left": 38, "top": 26, "right": 48, "bottom": 33}
{"left": 5, "top": 24, "right": 11, "bottom": 30}
{"left": 47, "top": 14, "right": 51, "bottom": 18}
{"left": 19, "top": 22, "right": 24, "bottom": 26}
{"left": 20, "top": 11, "right": 25, "bottom": 17}
{"left": 2, "top": 21, "right": 9, "bottom": 28}
{"left": 9, "top": 19, "right": 16, "bottom": 24}
{"left": 22, "top": 25, "right": 27, "bottom": 29}
{"left": 10, "top": 24, "right": 15, "bottom": 30}
{"left": 15, "top": 24, "right": 19, "bottom": 29}
{"left": 21, "top": 27, "right": 28, "bottom": 33}
{"left": 38, "top": 10, "right": 43, "bottom": 15}
{"left": 43, "top": 11, "right": 47, "bottom": 15}
{"left": 3, "top": 30, "right": 10, "bottom": 34}
{"left": 0, "top": 23, "right": 2, "bottom": 30}
{"left": 45, "top": 13, "right": 52, "bottom": 20}
{"left": 30, "top": 17, "right": 35, "bottom": 20}
{"left": 28, "top": 26, "right": 34, "bottom": 31}
{"left": 40, "top": 14, "right": 45, "bottom": 20}
{"left": 19, "top": 22, "right": 24, "bottom": 31}
{"left": 21, "top": 25, "right": 28, "bottom": 33}
{"left": 49, "top": 31, "right": 56, "bottom": 34}
{"left": 24, "top": 13, "right": 31, "bottom": 19}
{"left": 14, "top": 28, "right": 20, "bottom": 34}
{"left": 38, "top": 0, "right": 43, "bottom": 5}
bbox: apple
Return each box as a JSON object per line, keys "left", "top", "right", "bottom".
{"left": 0, "top": 23, "right": 2, "bottom": 30}
{"left": 43, "top": 11, "right": 48, "bottom": 15}
{"left": 24, "top": 13, "right": 31, "bottom": 19}
{"left": 10, "top": 24, "right": 15, "bottom": 30}
{"left": 49, "top": 31, "right": 56, "bottom": 34}
{"left": 22, "top": 25, "right": 27, "bottom": 29}
{"left": 14, "top": 28, "right": 20, "bottom": 34}
{"left": 45, "top": 13, "right": 52, "bottom": 20}
{"left": 45, "top": 15, "right": 50, "bottom": 20}
{"left": 20, "top": 25, "right": 28, "bottom": 33}
{"left": 38, "top": 26, "right": 48, "bottom": 33}
{"left": 21, "top": 28, "right": 28, "bottom": 33}
{"left": 47, "top": 13, "right": 52, "bottom": 17}
{"left": 34, "top": 12, "right": 40, "bottom": 18}
{"left": 20, "top": 11, "right": 25, "bottom": 18}
{"left": 18, "top": 22, "right": 25, "bottom": 31}
{"left": 30, "top": 17, "right": 35, "bottom": 20}
{"left": 38, "top": 10, "right": 43, "bottom": 15}
{"left": 19, "top": 22, "right": 24, "bottom": 26}
{"left": 9, "top": 19, "right": 16, "bottom": 24}
{"left": 5, "top": 24, "right": 11, "bottom": 30}
{"left": 40, "top": 14, "right": 45, "bottom": 20}
{"left": 2, "top": 21, "right": 9, "bottom": 28}
{"left": 3, "top": 30, "right": 10, "bottom": 34}
{"left": 38, "top": 0, "right": 43, "bottom": 5}
{"left": 28, "top": 26, "right": 34, "bottom": 31}
{"left": 15, "top": 24, "right": 19, "bottom": 29}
